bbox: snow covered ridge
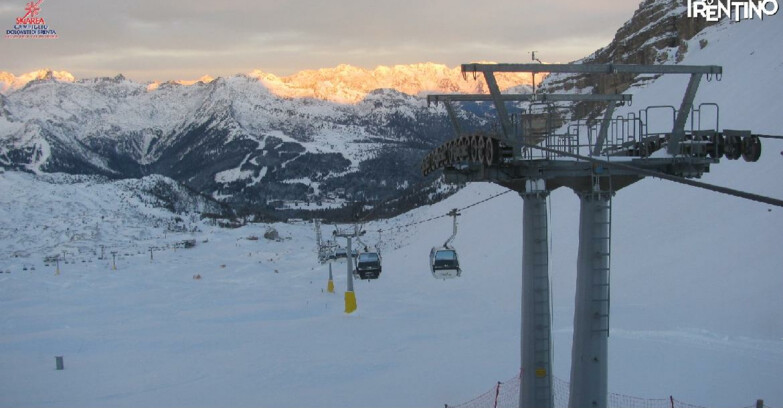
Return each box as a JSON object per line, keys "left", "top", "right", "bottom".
{"left": 0, "top": 69, "right": 75, "bottom": 94}
{"left": 0, "top": 171, "right": 224, "bottom": 261}
{"left": 0, "top": 64, "right": 500, "bottom": 213}
{"left": 246, "top": 63, "right": 534, "bottom": 104}
{"left": 0, "top": 62, "right": 533, "bottom": 103}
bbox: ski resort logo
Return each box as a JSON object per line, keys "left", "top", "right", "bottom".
{"left": 4, "top": 0, "right": 58, "bottom": 39}
{"left": 687, "top": 0, "right": 779, "bottom": 22}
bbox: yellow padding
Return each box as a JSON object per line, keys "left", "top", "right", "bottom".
{"left": 327, "top": 279, "right": 335, "bottom": 293}
{"left": 344, "top": 291, "right": 357, "bottom": 314}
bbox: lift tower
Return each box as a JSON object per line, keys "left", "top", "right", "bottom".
{"left": 334, "top": 225, "right": 365, "bottom": 314}
{"left": 423, "top": 62, "right": 763, "bottom": 408}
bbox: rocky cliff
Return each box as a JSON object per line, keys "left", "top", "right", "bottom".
{"left": 540, "top": 0, "right": 716, "bottom": 118}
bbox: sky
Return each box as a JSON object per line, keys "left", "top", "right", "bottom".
{"left": 0, "top": 0, "right": 640, "bottom": 82}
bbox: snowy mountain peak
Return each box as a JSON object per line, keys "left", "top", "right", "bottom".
{"left": 147, "top": 75, "right": 216, "bottom": 92}
{"left": 247, "top": 62, "right": 535, "bottom": 104}
{"left": 0, "top": 62, "right": 534, "bottom": 104}
{"left": 0, "top": 69, "right": 75, "bottom": 93}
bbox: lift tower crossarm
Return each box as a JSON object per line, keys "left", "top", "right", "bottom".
{"left": 427, "top": 93, "right": 632, "bottom": 104}
{"left": 461, "top": 63, "right": 722, "bottom": 75}
{"left": 460, "top": 63, "right": 722, "bottom": 158}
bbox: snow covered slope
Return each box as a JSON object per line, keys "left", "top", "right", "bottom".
{"left": 1, "top": 166, "right": 780, "bottom": 408}
{"left": 0, "top": 172, "right": 223, "bottom": 263}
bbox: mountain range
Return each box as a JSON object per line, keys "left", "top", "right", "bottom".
{"left": 0, "top": 0, "right": 709, "bottom": 219}
{"left": 0, "top": 63, "right": 522, "bottom": 218}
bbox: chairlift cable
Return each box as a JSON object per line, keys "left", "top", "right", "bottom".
{"left": 355, "top": 177, "right": 447, "bottom": 223}
{"left": 458, "top": 189, "right": 514, "bottom": 211}
{"left": 355, "top": 162, "right": 513, "bottom": 227}
{"left": 375, "top": 189, "right": 513, "bottom": 233}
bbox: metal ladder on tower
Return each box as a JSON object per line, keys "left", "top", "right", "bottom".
{"left": 590, "top": 173, "right": 612, "bottom": 337}
{"left": 531, "top": 196, "right": 552, "bottom": 405}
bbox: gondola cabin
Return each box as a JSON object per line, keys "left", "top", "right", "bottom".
{"left": 430, "top": 247, "right": 461, "bottom": 279}
{"left": 355, "top": 251, "right": 382, "bottom": 280}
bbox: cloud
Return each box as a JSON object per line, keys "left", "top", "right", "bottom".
{"left": 0, "top": 0, "right": 640, "bottom": 81}
{"left": 0, "top": 3, "right": 20, "bottom": 16}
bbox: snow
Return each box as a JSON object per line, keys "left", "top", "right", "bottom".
{"left": 0, "top": 173, "right": 205, "bottom": 262}
{"left": 214, "top": 153, "right": 255, "bottom": 184}
{"left": 2, "top": 14, "right": 783, "bottom": 408}
{"left": 2, "top": 169, "right": 781, "bottom": 408}
{"left": 214, "top": 167, "right": 254, "bottom": 184}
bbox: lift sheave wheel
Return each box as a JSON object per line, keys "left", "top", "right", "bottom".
{"left": 742, "top": 136, "right": 761, "bottom": 162}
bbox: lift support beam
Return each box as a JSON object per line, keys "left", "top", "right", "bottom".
{"left": 461, "top": 63, "right": 722, "bottom": 75}
{"left": 427, "top": 93, "right": 633, "bottom": 104}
